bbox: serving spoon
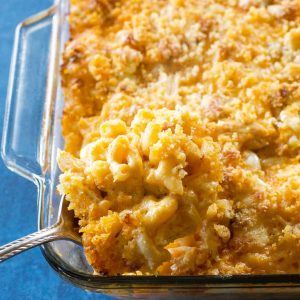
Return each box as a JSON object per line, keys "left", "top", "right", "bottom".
{"left": 0, "top": 195, "right": 81, "bottom": 262}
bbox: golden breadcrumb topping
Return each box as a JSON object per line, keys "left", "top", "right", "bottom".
{"left": 58, "top": 0, "right": 300, "bottom": 275}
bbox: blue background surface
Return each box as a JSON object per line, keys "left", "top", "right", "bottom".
{"left": 0, "top": 1, "right": 114, "bottom": 299}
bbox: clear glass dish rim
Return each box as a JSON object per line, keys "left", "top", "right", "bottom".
{"left": 3, "top": 0, "right": 300, "bottom": 291}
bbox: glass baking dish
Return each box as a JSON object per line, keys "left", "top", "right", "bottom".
{"left": 2, "top": 0, "right": 300, "bottom": 298}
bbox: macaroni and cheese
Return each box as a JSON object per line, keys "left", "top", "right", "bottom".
{"left": 58, "top": 0, "right": 300, "bottom": 275}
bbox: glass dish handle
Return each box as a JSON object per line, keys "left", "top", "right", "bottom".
{"left": 1, "top": 6, "right": 57, "bottom": 182}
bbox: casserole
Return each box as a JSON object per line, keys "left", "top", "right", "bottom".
{"left": 2, "top": 0, "right": 300, "bottom": 297}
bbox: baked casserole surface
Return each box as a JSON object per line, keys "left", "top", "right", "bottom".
{"left": 58, "top": 0, "right": 300, "bottom": 275}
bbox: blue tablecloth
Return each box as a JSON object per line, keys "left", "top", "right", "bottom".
{"left": 0, "top": 1, "right": 114, "bottom": 299}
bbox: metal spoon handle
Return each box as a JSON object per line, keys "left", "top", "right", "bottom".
{"left": 0, "top": 225, "right": 63, "bottom": 262}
